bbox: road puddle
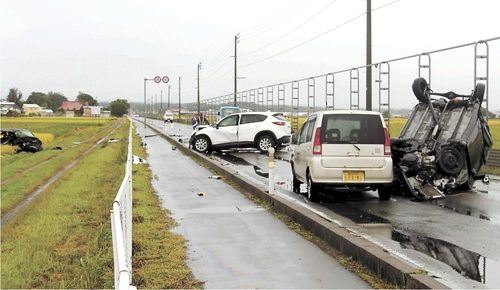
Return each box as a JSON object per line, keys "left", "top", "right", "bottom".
{"left": 392, "top": 231, "right": 500, "bottom": 288}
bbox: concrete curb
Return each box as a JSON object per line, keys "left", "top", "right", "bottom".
{"left": 145, "top": 122, "right": 449, "bottom": 289}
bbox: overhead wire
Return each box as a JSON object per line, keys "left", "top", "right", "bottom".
{"left": 241, "top": 0, "right": 313, "bottom": 40}
{"left": 240, "top": 0, "right": 338, "bottom": 57}
{"left": 239, "top": 0, "right": 304, "bottom": 35}
{"left": 239, "top": 0, "right": 403, "bottom": 69}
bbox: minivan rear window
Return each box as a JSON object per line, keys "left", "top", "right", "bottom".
{"left": 321, "top": 114, "right": 384, "bottom": 144}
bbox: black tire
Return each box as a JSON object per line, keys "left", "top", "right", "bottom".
{"left": 256, "top": 134, "right": 275, "bottom": 153}
{"left": 412, "top": 77, "right": 430, "bottom": 103}
{"left": 471, "top": 83, "right": 485, "bottom": 104}
{"left": 192, "top": 135, "right": 211, "bottom": 153}
{"left": 291, "top": 164, "right": 301, "bottom": 194}
{"left": 306, "top": 172, "right": 320, "bottom": 202}
{"left": 378, "top": 186, "right": 392, "bottom": 200}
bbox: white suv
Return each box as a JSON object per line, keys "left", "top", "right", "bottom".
{"left": 291, "top": 110, "right": 393, "bottom": 201}
{"left": 190, "top": 112, "right": 291, "bottom": 153}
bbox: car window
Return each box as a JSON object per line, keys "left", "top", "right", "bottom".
{"left": 305, "top": 119, "right": 315, "bottom": 142}
{"left": 218, "top": 115, "right": 239, "bottom": 127}
{"left": 321, "top": 114, "right": 384, "bottom": 144}
{"left": 240, "top": 114, "right": 267, "bottom": 124}
{"left": 272, "top": 113, "right": 286, "bottom": 121}
{"left": 299, "top": 122, "right": 309, "bottom": 144}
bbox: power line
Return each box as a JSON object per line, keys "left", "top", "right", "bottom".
{"left": 240, "top": 0, "right": 338, "bottom": 57}
{"left": 239, "top": 0, "right": 402, "bottom": 69}
{"left": 240, "top": 11, "right": 366, "bottom": 69}
{"left": 239, "top": 0, "right": 305, "bottom": 34}
{"left": 372, "top": 0, "right": 401, "bottom": 12}
{"left": 202, "top": 40, "right": 234, "bottom": 70}
{"left": 241, "top": 0, "right": 313, "bottom": 40}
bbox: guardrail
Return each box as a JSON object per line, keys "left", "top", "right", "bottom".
{"left": 486, "top": 149, "right": 500, "bottom": 167}
{"left": 111, "top": 119, "right": 135, "bottom": 290}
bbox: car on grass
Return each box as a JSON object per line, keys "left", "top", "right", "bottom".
{"left": 291, "top": 110, "right": 393, "bottom": 201}
{"left": 190, "top": 111, "right": 291, "bottom": 153}
{"left": 1, "top": 128, "right": 43, "bottom": 152}
{"left": 389, "top": 78, "right": 492, "bottom": 200}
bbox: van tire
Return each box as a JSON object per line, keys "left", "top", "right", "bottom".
{"left": 291, "top": 165, "right": 301, "bottom": 193}
{"left": 378, "top": 186, "right": 392, "bottom": 200}
{"left": 306, "top": 173, "right": 320, "bottom": 202}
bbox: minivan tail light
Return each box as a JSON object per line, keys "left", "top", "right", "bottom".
{"left": 313, "top": 127, "right": 322, "bottom": 155}
{"left": 272, "top": 121, "right": 286, "bottom": 126}
{"left": 384, "top": 128, "right": 391, "bottom": 156}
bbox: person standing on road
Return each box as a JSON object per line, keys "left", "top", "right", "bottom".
{"left": 191, "top": 113, "right": 199, "bottom": 130}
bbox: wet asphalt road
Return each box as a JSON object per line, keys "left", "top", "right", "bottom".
{"left": 135, "top": 120, "right": 369, "bottom": 289}
{"left": 143, "top": 119, "right": 500, "bottom": 289}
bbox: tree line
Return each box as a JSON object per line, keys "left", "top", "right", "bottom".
{"left": 4, "top": 87, "right": 129, "bottom": 117}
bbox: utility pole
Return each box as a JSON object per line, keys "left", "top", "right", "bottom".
{"left": 197, "top": 62, "right": 202, "bottom": 115}
{"left": 143, "top": 78, "right": 147, "bottom": 128}
{"left": 366, "top": 0, "right": 372, "bottom": 111}
{"left": 168, "top": 85, "right": 170, "bottom": 108}
{"left": 155, "top": 93, "right": 157, "bottom": 114}
{"left": 160, "top": 90, "right": 163, "bottom": 112}
{"left": 234, "top": 33, "right": 239, "bottom": 106}
{"left": 178, "top": 77, "right": 181, "bottom": 120}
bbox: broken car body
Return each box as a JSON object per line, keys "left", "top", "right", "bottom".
{"left": 1, "top": 128, "right": 43, "bottom": 153}
{"left": 390, "top": 78, "right": 492, "bottom": 199}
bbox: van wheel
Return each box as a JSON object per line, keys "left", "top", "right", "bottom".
{"left": 193, "top": 136, "right": 211, "bottom": 153}
{"left": 291, "top": 165, "right": 301, "bottom": 194}
{"left": 256, "top": 135, "right": 275, "bottom": 153}
{"left": 378, "top": 186, "right": 392, "bottom": 200}
{"left": 306, "top": 173, "right": 320, "bottom": 202}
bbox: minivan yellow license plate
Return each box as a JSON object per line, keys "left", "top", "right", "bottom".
{"left": 343, "top": 171, "right": 365, "bottom": 182}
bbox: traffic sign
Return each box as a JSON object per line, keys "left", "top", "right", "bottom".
{"left": 154, "top": 76, "right": 161, "bottom": 83}
{"left": 162, "top": 76, "right": 169, "bottom": 83}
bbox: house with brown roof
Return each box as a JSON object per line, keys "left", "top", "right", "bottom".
{"left": 58, "top": 100, "right": 88, "bottom": 117}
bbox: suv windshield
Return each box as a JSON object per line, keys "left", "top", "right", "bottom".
{"left": 15, "top": 130, "right": 35, "bottom": 138}
{"left": 321, "top": 114, "right": 384, "bottom": 144}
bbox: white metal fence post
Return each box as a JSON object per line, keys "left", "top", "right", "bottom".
{"left": 268, "top": 147, "right": 275, "bottom": 195}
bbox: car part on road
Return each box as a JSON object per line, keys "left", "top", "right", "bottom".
{"left": 390, "top": 78, "right": 493, "bottom": 200}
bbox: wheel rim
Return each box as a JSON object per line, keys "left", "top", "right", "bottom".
{"left": 259, "top": 137, "right": 272, "bottom": 151}
{"left": 195, "top": 138, "right": 208, "bottom": 151}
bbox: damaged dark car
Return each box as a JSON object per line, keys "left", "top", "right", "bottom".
{"left": 390, "top": 78, "right": 492, "bottom": 200}
{"left": 1, "top": 128, "right": 43, "bottom": 153}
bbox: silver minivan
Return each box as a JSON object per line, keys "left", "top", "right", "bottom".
{"left": 291, "top": 110, "right": 393, "bottom": 201}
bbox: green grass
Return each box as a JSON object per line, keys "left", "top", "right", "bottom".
{"left": 1, "top": 118, "right": 119, "bottom": 215}
{"left": 1, "top": 119, "right": 201, "bottom": 288}
{"left": 1, "top": 121, "right": 128, "bottom": 288}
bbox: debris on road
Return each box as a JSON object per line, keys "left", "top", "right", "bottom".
{"left": 132, "top": 155, "right": 148, "bottom": 164}
{"left": 108, "top": 138, "right": 120, "bottom": 143}
{"left": 208, "top": 175, "right": 221, "bottom": 179}
{"left": 197, "top": 192, "right": 206, "bottom": 196}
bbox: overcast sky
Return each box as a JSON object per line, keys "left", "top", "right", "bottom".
{"left": 1, "top": 0, "right": 499, "bottom": 110}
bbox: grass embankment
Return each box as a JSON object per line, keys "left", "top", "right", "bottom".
{"left": 1, "top": 120, "right": 127, "bottom": 288}
{"left": 1, "top": 118, "right": 200, "bottom": 288}
{"left": 1, "top": 117, "right": 118, "bottom": 215}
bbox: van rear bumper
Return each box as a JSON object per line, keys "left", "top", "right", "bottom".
{"left": 309, "top": 157, "right": 393, "bottom": 184}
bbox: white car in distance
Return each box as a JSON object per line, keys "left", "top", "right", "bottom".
{"left": 190, "top": 112, "right": 291, "bottom": 153}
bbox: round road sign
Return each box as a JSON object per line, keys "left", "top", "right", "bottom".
{"left": 154, "top": 76, "right": 161, "bottom": 83}
{"left": 162, "top": 76, "right": 169, "bottom": 83}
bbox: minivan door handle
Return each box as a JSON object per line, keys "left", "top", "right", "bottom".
{"left": 347, "top": 152, "right": 359, "bottom": 156}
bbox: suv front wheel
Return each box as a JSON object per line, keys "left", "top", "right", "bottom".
{"left": 256, "top": 134, "right": 275, "bottom": 153}
{"left": 193, "top": 135, "right": 211, "bottom": 153}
